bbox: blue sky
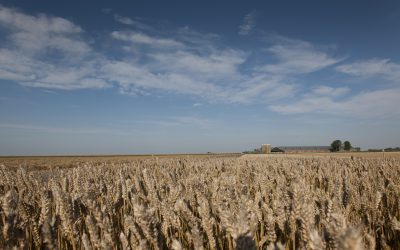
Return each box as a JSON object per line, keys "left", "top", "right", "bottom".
{"left": 1, "top": 0, "right": 400, "bottom": 155}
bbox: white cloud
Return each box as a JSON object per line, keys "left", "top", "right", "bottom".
{"left": 0, "top": 49, "right": 39, "bottom": 81}
{"left": 270, "top": 96, "right": 334, "bottom": 114}
{"left": 3, "top": 3, "right": 396, "bottom": 119}
{"left": 0, "top": 5, "right": 110, "bottom": 90}
{"left": 0, "top": 6, "right": 82, "bottom": 33}
{"left": 111, "top": 31, "right": 184, "bottom": 48}
{"left": 0, "top": 123, "right": 129, "bottom": 135}
{"left": 0, "top": 48, "right": 110, "bottom": 90}
{"left": 0, "top": 5, "right": 88, "bottom": 55}
{"left": 23, "top": 77, "right": 110, "bottom": 90}
{"left": 260, "top": 38, "right": 343, "bottom": 74}
{"left": 270, "top": 87, "right": 400, "bottom": 118}
{"left": 102, "top": 40, "right": 295, "bottom": 103}
{"left": 0, "top": 5, "right": 331, "bottom": 103}
{"left": 134, "top": 116, "right": 216, "bottom": 129}
{"left": 336, "top": 58, "right": 400, "bottom": 82}
{"left": 113, "top": 14, "right": 156, "bottom": 32}
{"left": 108, "top": 26, "right": 296, "bottom": 103}
{"left": 114, "top": 14, "right": 135, "bottom": 25}
{"left": 227, "top": 75, "right": 295, "bottom": 103}
{"left": 176, "top": 26, "right": 220, "bottom": 50}
{"left": 311, "top": 86, "right": 350, "bottom": 97}
{"left": 238, "top": 11, "right": 257, "bottom": 35}
{"left": 101, "top": 60, "right": 224, "bottom": 97}
{"left": 148, "top": 49, "right": 246, "bottom": 79}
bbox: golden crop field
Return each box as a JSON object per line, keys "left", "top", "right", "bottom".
{"left": 1, "top": 154, "right": 400, "bottom": 249}
{"left": 0, "top": 154, "right": 241, "bottom": 171}
{"left": 242, "top": 151, "right": 400, "bottom": 159}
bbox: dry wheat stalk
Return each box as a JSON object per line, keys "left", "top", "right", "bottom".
{"left": 0, "top": 156, "right": 399, "bottom": 249}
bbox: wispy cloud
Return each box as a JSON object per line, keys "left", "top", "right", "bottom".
{"left": 311, "top": 86, "right": 350, "bottom": 97}
{"left": 226, "top": 75, "right": 296, "bottom": 103}
{"left": 101, "top": 60, "right": 223, "bottom": 97}
{"left": 260, "top": 37, "right": 343, "bottom": 74}
{"left": 148, "top": 50, "right": 246, "bottom": 79}
{"left": 238, "top": 11, "right": 257, "bottom": 35}
{"left": 113, "top": 14, "right": 155, "bottom": 32}
{"left": 336, "top": 58, "right": 400, "bottom": 82}
{"left": 0, "top": 5, "right": 334, "bottom": 103}
{"left": 270, "top": 87, "right": 400, "bottom": 118}
{"left": 0, "top": 5, "right": 110, "bottom": 90}
{"left": 111, "top": 31, "right": 184, "bottom": 48}
{"left": 0, "top": 123, "right": 130, "bottom": 135}
{"left": 0, "top": 5, "right": 86, "bottom": 54}
{"left": 106, "top": 23, "right": 297, "bottom": 103}
{"left": 175, "top": 26, "right": 220, "bottom": 52}
{"left": 133, "top": 116, "right": 216, "bottom": 129}
{"left": 114, "top": 14, "right": 135, "bottom": 25}
{"left": 1, "top": 5, "right": 399, "bottom": 119}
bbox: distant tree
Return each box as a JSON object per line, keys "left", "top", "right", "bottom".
{"left": 344, "top": 141, "right": 352, "bottom": 151}
{"left": 330, "top": 140, "right": 342, "bottom": 152}
{"left": 384, "top": 147, "right": 400, "bottom": 152}
{"left": 368, "top": 149, "right": 382, "bottom": 152}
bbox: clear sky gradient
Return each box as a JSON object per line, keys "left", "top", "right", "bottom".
{"left": 0, "top": 0, "right": 399, "bottom": 155}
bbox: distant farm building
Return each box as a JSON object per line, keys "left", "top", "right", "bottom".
{"left": 247, "top": 145, "right": 333, "bottom": 154}
{"left": 271, "top": 147, "right": 285, "bottom": 153}
{"left": 273, "top": 146, "right": 331, "bottom": 153}
{"left": 261, "top": 144, "right": 271, "bottom": 154}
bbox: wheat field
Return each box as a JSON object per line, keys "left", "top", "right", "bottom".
{"left": 1, "top": 155, "right": 400, "bottom": 249}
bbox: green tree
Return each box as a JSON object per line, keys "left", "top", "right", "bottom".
{"left": 330, "top": 140, "right": 342, "bottom": 152}
{"left": 344, "top": 141, "right": 352, "bottom": 151}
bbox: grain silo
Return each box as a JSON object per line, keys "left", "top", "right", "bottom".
{"left": 261, "top": 144, "right": 271, "bottom": 154}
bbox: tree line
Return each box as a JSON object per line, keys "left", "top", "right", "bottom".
{"left": 330, "top": 140, "right": 352, "bottom": 152}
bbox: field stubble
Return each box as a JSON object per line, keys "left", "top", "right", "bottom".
{"left": 0, "top": 154, "right": 400, "bottom": 249}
